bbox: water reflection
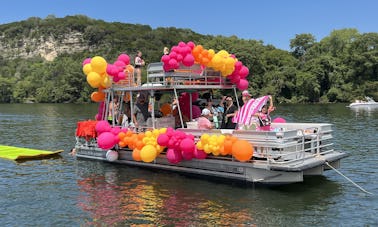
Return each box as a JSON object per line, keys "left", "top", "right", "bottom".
{"left": 75, "top": 160, "right": 342, "bottom": 226}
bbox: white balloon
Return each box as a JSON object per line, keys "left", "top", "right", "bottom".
{"left": 106, "top": 150, "right": 118, "bottom": 162}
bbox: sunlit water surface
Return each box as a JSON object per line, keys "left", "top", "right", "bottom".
{"left": 0, "top": 103, "right": 377, "bottom": 226}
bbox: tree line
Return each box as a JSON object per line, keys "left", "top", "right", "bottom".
{"left": 0, "top": 15, "right": 377, "bottom": 103}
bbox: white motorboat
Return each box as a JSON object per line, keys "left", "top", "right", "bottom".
{"left": 73, "top": 61, "right": 347, "bottom": 185}
{"left": 348, "top": 97, "right": 378, "bottom": 108}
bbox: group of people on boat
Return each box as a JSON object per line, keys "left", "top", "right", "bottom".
{"left": 105, "top": 88, "right": 276, "bottom": 133}
{"left": 198, "top": 90, "right": 275, "bottom": 131}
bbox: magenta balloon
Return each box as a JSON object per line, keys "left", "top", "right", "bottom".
{"left": 117, "top": 54, "right": 130, "bottom": 65}
{"left": 114, "top": 60, "right": 126, "bottom": 68}
{"left": 110, "top": 126, "right": 121, "bottom": 135}
{"left": 106, "top": 64, "right": 114, "bottom": 75}
{"left": 180, "top": 138, "right": 195, "bottom": 153}
{"left": 113, "top": 76, "right": 120, "bottom": 83}
{"left": 182, "top": 54, "right": 195, "bottom": 67}
{"left": 187, "top": 41, "right": 195, "bottom": 49}
{"left": 157, "top": 134, "right": 169, "bottom": 146}
{"left": 95, "top": 114, "right": 101, "bottom": 121}
{"left": 176, "top": 54, "right": 183, "bottom": 62}
{"left": 166, "top": 148, "right": 182, "bottom": 164}
{"left": 230, "top": 75, "right": 240, "bottom": 84}
{"left": 95, "top": 120, "right": 111, "bottom": 134}
{"left": 273, "top": 117, "right": 287, "bottom": 123}
{"left": 178, "top": 41, "right": 186, "bottom": 47}
{"left": 169, "top": 51, "right": 177, "bottom": 59}
{"left": 239, "top": 66, "right": 249, "bottom": 78}
{"left": 168, "top": 58, "right": 178, "bottom": 67}
{"left": 171, "top": 46, "right": 179, "bottom": 53}
{"left": 97, "top": 132, "right": 116, "bottom": 150}
{"left": 118, "top": 71, "right": 126, "bottom": 80}
{"left": 163, "top": 64, "right": 171, "bottom": 72}
{"left": 182, "top": 149, "right": 194, "bottom": 160}
{"left": 234, "top": 61, "right": 243, "bottom": 71}
{"left": 237, "top": 79, "right": 249, "bottom": 90}
{"left": 161, "top": 54, "right": 170, "bottom": 63}
{"left": 82, "top": 58, "right": 92, "bottom": 66}
{"left": 183, "top": 46, "right": 192, "bottom": 55}
{"left": 193, "top": 147, "right": 207, "bottom": 159}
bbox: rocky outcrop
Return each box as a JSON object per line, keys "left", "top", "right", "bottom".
{"left": 0, "top": 32, "right": 88, "bottom": 61}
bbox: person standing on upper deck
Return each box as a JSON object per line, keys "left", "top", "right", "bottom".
{"left": 134, "top": 51, "right": 145, "bottom": 86}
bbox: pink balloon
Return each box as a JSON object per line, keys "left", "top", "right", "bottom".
{"left": 178, "top": 41, "right": 186, "bottom": 47}
{"left": 82, "top": 58, "right": 91, "bottom": 66}
{"left": 157, "top": 134, "right": 169, "bottom": 146}
{"left": 166, "top": 148, "right": 182, "bottom": 164}
{"left": 97, "top": 132, "right": 116, "bottom": 150}
{"left": 187, "top": 41, "right": 195, "bottom": 49}
{"left": 95, "top": 120, "right": 111, "bottom": 134}
{"left": 273, "top": 117, "right": 287, "bottom": 123}
{"left": 176, "top": 54, "right": 183, "bottom": 62}
{"left": 183, "top": 46, "right": 192, "bottom": 55}
{"left": 169, "top": 51, "right": 177, "bottom": 59}
{"left": 110, "top": 126, "right": 121, "bottom": 135}
{"left": 113, "top": 76, "right": 120, "bottom": 83}
{"left": 161, "top": 54, "right": 170, "bottom": 63}
{"left": 118, "top": 71, "right": 126, "bottom": 80}
{"left": 117, "top": 54, "right": 130, "bottom": 65}
{"left": 180, "top": 138, "right": 195, "bottom": 153}
{"left": 114, "top": 60, "right": 126, "bottom": 68}
{"left": 182, "top": 149, "right": 194, "bottom": 160}
{"left": 182, "top": 54, "right": 195, "bottom": 67}
{"left": 168, "top": 58, "right": 178, "bottom": 68}
{"left": 193, "top": 147, "right": 207, "bottom": 159}
{"left": 171, "top": 46, "right": 179, "bottom": 53}
{"left": 237, "top": 79, "right": 249, "bottom": 90}
{"left": 239, "top": 66, "right": 249, "bottom": 78}
{"left": 234, "top": 61, "right": 243, "bottom": 71}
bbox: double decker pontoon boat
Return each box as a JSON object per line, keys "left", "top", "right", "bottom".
{"left": 74, "top": 61, "right": 347, "bottom": 184}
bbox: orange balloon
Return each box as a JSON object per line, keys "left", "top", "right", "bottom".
{"left": 223, "top": 140, "right": 233, "bottom": 155}
{"left": 132, "top": 148, "right": 142, "bottom": 161}
{"left": 91, "top": 91, "right": 105, "bottom": 102}
{"left": 137, "top": 132, "right": 145, "bottom": 140}
{"left": 232, "top": 140, "right": 254, "bottom": 162}
{"left": 136, "top": 140, "right": 145, "bottom": 150}
{"left": 118, "top": 141, "right": 126, "bottom": 147}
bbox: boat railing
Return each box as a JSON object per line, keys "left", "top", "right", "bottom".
{"left": 178, "top": 123, "right": 335, "bottom": 165}
{"left": 145, "top": 62, "right": 233, "bottom": 87}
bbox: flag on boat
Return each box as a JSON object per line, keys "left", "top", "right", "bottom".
{"left": 233, "top": 95, "right": 269, "bottom": 125}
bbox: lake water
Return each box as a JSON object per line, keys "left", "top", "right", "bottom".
{"left": 0, "top": 103, "right": 377, "bottom": 226}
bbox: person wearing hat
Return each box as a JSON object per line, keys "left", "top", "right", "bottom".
{"left": 242, "top": 90, "right": 252, "bottom": 104}
{"left": 198, "top": 108, "right": 213, "bottom": 129}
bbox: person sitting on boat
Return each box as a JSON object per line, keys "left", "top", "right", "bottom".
{"left": 132, "top": 94, "right": 150, "bottom": 132}
{"left": 254, "top": 96, "right": 275, "bottom": 131}
{"left": 198, "top": 108, "right": 213, "bottom": 130}
{"left": 221, "top": 96, "right": 237, "bottom": 129}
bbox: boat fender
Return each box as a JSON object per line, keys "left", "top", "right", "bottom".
{"left": 106, "top": 150, "right": 119, "bottom": 162}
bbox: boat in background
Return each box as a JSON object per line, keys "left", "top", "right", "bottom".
{"left": 348, "top": 97, "right": 378, "bottom": 108}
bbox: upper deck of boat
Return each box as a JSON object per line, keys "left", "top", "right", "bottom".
{"left": 110, "top": 62, "right": 236, "bottom": 92}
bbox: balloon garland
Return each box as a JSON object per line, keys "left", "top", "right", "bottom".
{"left": 161, "top": 41, "right": 250, "bottom": 90}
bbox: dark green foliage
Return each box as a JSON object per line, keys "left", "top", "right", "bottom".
{"left": 0, "top": 16, "right": 377, "bottom": 103}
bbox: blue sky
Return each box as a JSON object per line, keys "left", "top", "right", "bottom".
{"left": 1, "top": 0, "right": 377, "bottom": 50}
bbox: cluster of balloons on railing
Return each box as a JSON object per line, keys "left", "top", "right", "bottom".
{"left": 82, "top": 54, "right": 134, "bottom": 103}
{"left": 94, "top": 120, "right": 254, "bottom": 163}
{"left": 161, "top": 41, "right": 250, "bottom": 90}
